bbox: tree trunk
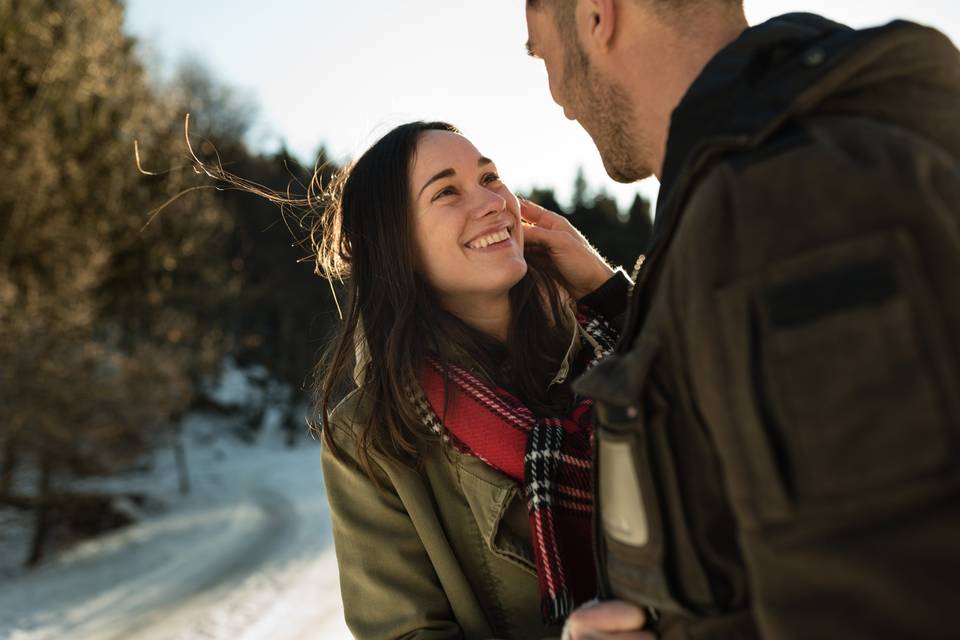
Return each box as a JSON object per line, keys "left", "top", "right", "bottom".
{"left": 174, "top": 432, "right": 190, "bottom": 496}
{"left": 26, "top": 454, "right": 53, "bottom": 567}
{"left": 0, "top": 437, "right": 18, "bottom": 498}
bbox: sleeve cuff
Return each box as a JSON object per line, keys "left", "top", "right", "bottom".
{"left": 578, "top": 268, "right": 632, "bottom": 321}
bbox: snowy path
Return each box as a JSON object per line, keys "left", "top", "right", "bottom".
{"left": 0, "top": 419, "right": 352, "bottom": 640}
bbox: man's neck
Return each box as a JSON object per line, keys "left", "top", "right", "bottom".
{"left": 619, "top": 13, "right": 749, "bottom": 178}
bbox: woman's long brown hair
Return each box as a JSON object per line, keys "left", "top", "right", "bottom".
{"left": 315, "top": 121, "right": 573, "bottom": 479}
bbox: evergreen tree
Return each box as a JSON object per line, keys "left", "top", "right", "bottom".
{"left": 627, "top": 193, "right": 655, "bottom": 252}
{"left": 0, "top": 0, "right": 230, "bottom": 565}
{"left": 571, "top": 166, "right": 590, "bottom": 215}
{"left": 524, "top": 188, "right": 566, "bottom": 216}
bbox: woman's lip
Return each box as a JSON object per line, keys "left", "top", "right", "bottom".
{"left": 465, "top": 236, "right": 514, "bottom": 252}
{"left": 463, "top": 224, "right": 512, "bottom": 247}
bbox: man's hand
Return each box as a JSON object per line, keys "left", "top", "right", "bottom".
{"left": 520, "top": 199, "right": 615, "bottom": 300}
{"left": 561, "top": 600, "right": 655, "bottom": 640}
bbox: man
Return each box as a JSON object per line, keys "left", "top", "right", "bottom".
{"left": 524, "top": 1, "right": 960, "bottom": 638}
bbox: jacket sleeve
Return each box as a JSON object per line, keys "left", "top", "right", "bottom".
{"left": 578, "top": 268, "right": 632, "bottom": 333}
{"left": 684, "top": 133, "right": 960, "bottom": 638}
{"left": 321, "top": 422, "right": 464, "bottom": 640}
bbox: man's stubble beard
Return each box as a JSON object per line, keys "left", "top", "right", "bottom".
{"left": 564, "top": 41, "right": 653, "bottom": 183}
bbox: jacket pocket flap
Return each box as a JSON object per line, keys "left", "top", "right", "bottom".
{"left": 456, "top": 456, "right": 535, "bottom": 572}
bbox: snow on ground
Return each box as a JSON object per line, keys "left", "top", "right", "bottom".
{"left": 0, "top": 410, "right": 351, "bottom": 640}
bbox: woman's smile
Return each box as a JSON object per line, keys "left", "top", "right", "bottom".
{"left": 465, "top": 224, "right": 514, "bottom": 251}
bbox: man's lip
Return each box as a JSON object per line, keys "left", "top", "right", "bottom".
{"left": 463, "top": 223, "right": 513, "bottom": 247}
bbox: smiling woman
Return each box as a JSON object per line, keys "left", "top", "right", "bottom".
{"left": 310, "top": 121, "right": 631, "bottom": 639}
{"left": 409, "top": 130, "right": 528, "bottom": 341}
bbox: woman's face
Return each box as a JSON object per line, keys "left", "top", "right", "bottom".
{"left": 409, "top": 130, "right": 526, "bottom": 310}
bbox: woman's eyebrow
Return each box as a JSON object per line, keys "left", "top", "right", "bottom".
{"left": 418, "top": 158, "right": 495, "bottom": 199}
{"left": 418, "top": 168, "right": 456, "bottom": 199}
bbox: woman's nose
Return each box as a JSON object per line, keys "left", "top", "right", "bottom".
{"left": 472, "top": 186, "right": 507, "bottom": 218}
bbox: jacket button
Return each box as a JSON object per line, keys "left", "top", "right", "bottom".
{"left": 803, "top": 46, "right": 826, "bottom": 67}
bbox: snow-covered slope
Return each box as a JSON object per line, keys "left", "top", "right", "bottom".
{"left": 0, "top": 412, "right": 351, "bottom": 640}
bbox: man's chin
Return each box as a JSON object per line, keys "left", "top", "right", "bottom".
{"left": 602, "top": 156, "right": 650, "bottom": 184}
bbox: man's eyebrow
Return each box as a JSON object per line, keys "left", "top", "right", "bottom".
{"left": 417, "top": 168, "right": 456, "bottom": 199}
{"left": 479, "top": 157, "right": 493, "bottom": 167}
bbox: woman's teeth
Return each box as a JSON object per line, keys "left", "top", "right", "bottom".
{"left": 467, "top": 228, "right": 510, "bottom": 249}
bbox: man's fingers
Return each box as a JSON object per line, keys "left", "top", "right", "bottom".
{"left": 566, "top": 601, "right": 647, "bottom": 634}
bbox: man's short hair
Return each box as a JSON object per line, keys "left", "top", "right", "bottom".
{"left": 529, "top": 0, "right": 744, "bottom": 32}
{"left": 527, "top": 0, "right": 577, "bottom": 42}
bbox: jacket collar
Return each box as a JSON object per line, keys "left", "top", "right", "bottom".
{"left": 657, "top": 14, "right": 960, "bottom": 235}
{"left": 618, "top": 14, "right": 960, "bottom": 343}
{"left": 656, "top": 14, "right": 854, "bottom": 234}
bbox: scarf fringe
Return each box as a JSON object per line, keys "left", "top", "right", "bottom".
{"left": 543, "top": 589, "right": 575, "bottom": 625}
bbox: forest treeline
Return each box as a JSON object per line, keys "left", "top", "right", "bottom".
{"left": 0, "top": 0, "right": 653, "bottom": 567}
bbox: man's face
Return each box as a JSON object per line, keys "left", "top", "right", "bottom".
{"left": 525, "top": 2, "right": 653, "bottom": 183}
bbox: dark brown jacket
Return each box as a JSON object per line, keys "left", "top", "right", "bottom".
{"left": 576, "top": 14, "right": 960, "bottom": 639}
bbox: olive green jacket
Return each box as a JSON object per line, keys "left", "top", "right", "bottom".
{"left": 322, "top": 278, "right": 629, "bottom": 640}
{"left": 576, "top": 14, "right": 960, "bottom": 640}
{"left": 322, "top": 397, "right": 557, "bottom": 640}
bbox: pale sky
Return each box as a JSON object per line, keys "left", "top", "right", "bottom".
{"left": 124, "top": 1, "right": 960, "bottom": 212}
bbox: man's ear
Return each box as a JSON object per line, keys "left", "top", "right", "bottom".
{"left": 580, "top": 0, "right": 617, "bottom": 53}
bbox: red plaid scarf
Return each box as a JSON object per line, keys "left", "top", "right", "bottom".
{"left": 414, "top": 309, "right": 617, "bottom": 624}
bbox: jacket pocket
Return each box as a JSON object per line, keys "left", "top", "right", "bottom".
{"left": 577, "top": 333, "right": 708, "bottom": 615}
{"left": 716, "top": 230, "right": 958, "bottom": 525}
{"left": 456, "top": 456, "right": 537, "bottom": 576}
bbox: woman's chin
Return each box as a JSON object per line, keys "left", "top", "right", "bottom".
{"left": 506, "top": 257, "right": 529, "bottom": 286}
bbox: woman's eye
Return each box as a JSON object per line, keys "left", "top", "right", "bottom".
{"left": 431, "top": 186, "right": 457, "bottom": 202}
{"left": 482, "top": 172, "right": 501, "bottom": 185}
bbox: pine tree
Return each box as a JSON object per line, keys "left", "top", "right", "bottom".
{"left": 627, "top": 193, "right": 654, "bottom": 251}
{"left": 0, "top": 0, "right": 230, "bottom": 565}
